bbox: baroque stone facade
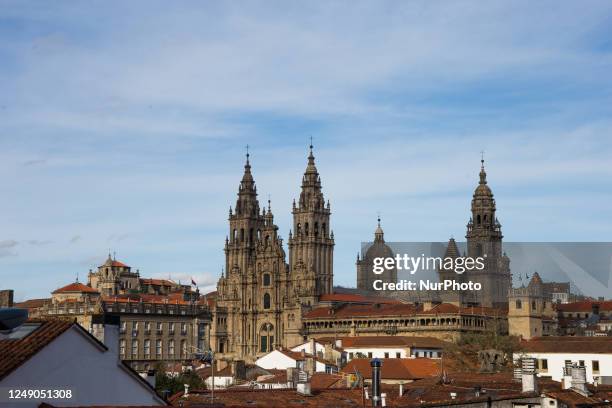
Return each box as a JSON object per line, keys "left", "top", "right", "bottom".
{"left": 211, "top": 146, "right": 334, "bottom": 362}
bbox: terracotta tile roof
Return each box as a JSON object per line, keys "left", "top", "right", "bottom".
{"left": 40, "top": 405, "right": 164, "bottom": 408}
{"left": 139, "top": 278, "right": 176, "bottom": 286}
{"left": 304, "top": 303, "right": 419, "bottom": 319}
{"left": 171, "top": 388, "right": 366, "bottom": 407}
{"left": 341, "top": 358, "right": 440, "bottom": 380}
{"left": 196, "top": 365, "right": 233, "bottom": 379}
{"left": 320, "top": 335, "right": 448, "bottom": 349}
{"left": 0, "top": 319, "right": 73, "bottom": 380}
{"left": 318, "top": 293, "right": 401, "bottom": 304}
{"left": 521, "top": 336, "right": 612, "bottom": 353}
{"left": 304, "top": 302, "right": 505, "bottom": 319}
{"left": 102, "top": 293, "right": 195, "bottom": 306}
{"left": 556, "top": 300, "right": 612, "bottom": 312}
{"left": 14, "top": 298, "right": 49, "bottom": 309}
{"left": 309, "top": 372, "right": 345, "bottom": 389}
{"left": 52, "top": 282, "right": 99, "bottom": 294}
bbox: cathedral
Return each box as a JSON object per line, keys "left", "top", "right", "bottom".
{"left": 356, "top": 158, "right": 512, "bottom": 309}
{"left": 210, "top": 146, "right": 334, "bottom": 362}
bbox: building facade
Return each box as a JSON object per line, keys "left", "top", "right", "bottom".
{"left": 211, "top": 146, "right": 335, "bottom": 362}
{"left": 17, "top": 256, "right": 212, "bottom": 372}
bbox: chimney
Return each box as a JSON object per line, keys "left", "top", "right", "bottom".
{"left": 183, "top": 383, "right": 190, "bottom": 397}
{"left": 399, "top": 382, "right": 404, "bottom": 397}
{"left": 370, "top": 358, "right": 382, "bottom": 407}
{"left": 381, "top": 393, "right": 387, "bottom": 407}
{"left": 335, "top": 339, "right": 343, "bottom": 348}
{"left": 296, "top": 371, "right": 311, "bottom": 396}
{"left": 521, "top": 357, "right": 538, "bottom": 393}
{"left": 571, "top": 365, "right": 590, "bottom": 396}
{"left": 562, "top": 361, "right": 573, "bottom": 389}
{"left": 310, "top": 338, "right": 316, "bottom": 355}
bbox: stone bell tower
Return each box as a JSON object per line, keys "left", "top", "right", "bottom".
{"left": 288, "top": 144, "right": 334, "bottom": 296}
{"left": 465, "top": 158, "right": 511, "bottom": 307}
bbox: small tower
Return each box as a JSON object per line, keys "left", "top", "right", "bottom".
{"left": 356, "top": 217, "right": 396, "bottom": 291}
{"left": 508, "top": 272, "right": 545, "bottom": 339}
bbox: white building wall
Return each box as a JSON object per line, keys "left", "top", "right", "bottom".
{"left": 290, "top": 341, "right": 325, "bottom": 355}
{"left": 0, "top": 327, "right": 164, "bottom": 407}
{"left": 344, "top": 347, "right": 408, "bottom": 360}
{"left": 513, "top": 352, "right": 612, "bottom": 384}
{"left": 256, "top": 350, "right": 299, "bottom": 370}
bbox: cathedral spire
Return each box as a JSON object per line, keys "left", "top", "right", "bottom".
{"left": 298, "top": 143, "right": 323, "bottom": 210}
{"left": 479, "top": 152, "right": 487, "bottom": 185}
{"left": 374, "top": 215, "right": 384, "bottom": 243}
{"left": 235, "top": 148, "right": 259, "bottom": 217}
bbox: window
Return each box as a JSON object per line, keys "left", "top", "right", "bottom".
{"left": 384, "top": 352, "right": 389, "bottom": 358}
{"left": 169, "top": 340, "right": 175, "bottom": 356}
{"left": 259, "top": 323, "right": 274, "bottom": 353}
{"left": 181, "top": 340, "right": 187, "bottom": 358}
{"left": 532, "top": 301, "right": 537, "bottom": 310}
{"left": 368, "top": 352, "right": 373, "bottom": 358}
{"left": 181, "top": 322, "right": 187, "bottom": 335}
{"left": 169, "top": 322, "right": 175, "bottom": 334}
{"left": 263, "top": 273, "right": 271, "bottom": 286}
{"left": 540, "top": 359, "right": 548, "bottom": 371}
{"left": 579, "top": 360, "right": 585, "bottom": 367}
{"left": 120, "top": 321, "right": 127, "bottom": 333}
{"left": 132, "top": 339, "right": 139, "bottom": 356}
{"left": 156, "top": 339, "right": 162, "bottom": 357}
{"left": 263, "top": 293, "right": 271, "bottom": 309}
{"left": 157, "top": 322, "right": 163, "bottom": 334}
{"left": 144, "top": 339, "right": 151, "bottom": 357}
{"left": 349, "top": 352, "right": 354, "bottom": 359}
{"left": 396, "top": 352, "right": 401, "bottom": 358}
{"left": 119, "top": 339, "right": 126, "bottom": 356}
{"left": 515, "top": 300, "right": 522, "bottom": 309}
{"left": 145, "top": 321, "right": 151, "bottom": 333}
{"left": 593, "top": 360, "right": 600, "bottom": 373}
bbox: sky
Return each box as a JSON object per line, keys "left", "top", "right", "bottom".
{"left": 1, "top": 1, "right": 611, "bottom": 301}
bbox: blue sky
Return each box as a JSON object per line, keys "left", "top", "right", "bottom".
{"left": 1, "top": 1, "right": 611, "bottom": 301}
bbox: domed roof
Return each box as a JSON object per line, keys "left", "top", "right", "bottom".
{"left": 363, "top": 217, "right": 394, "bottom": 261}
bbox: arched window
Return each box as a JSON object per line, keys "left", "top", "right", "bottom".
{"left": 484, "top": 214, "right": 488, "bottom": 223}
{"left": 233, "top": 229, "right": 237, "bottom": 242}
{"left": 531, "top": 301, "right": 536, "bottom": 310}
{"left": 477, "top": 214, "right": 481, "bottom": 225}
{"left": 322, "top": 223, "right": 326, "bottom": 237}
{"left": 297, "top": 223, "right": 301, "bottom": 236}
{"left": 515, "top": 300, "right": 522, "bottom": 309}
{"left": 263, "top": 293, "right": 271, "bottom": 309}
{"left": 263, "top": 273, "right": 271, "bottom": 286}
{"left": 240, "top": 228, "right": 245, "bottom": 242}
{"left": 259, "top": 323, "right": 274, "bottom": 353}
{"left": 265, "top": 235, "right": 270, "bottom": 246}
{"left": 305, "top": 223, "right": 309, "bottom": 236}
{"left": 314, "top": 222, "right": 319, "bottom": 237}
{"left": 257, "top": 229, "right": 262, "bottom": 241}
{"left": 249, "top": 228, "right": 254, "bottom": 242}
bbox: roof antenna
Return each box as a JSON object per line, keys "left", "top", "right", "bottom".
{"left": 480, "top": 150, "right": 485, "bottom": 168}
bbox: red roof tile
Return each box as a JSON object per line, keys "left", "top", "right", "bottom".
{"left": 52, "top": 282, "right": 99, "bottom": 294}
{"left": 521, "top": 336, "right": 612, "bottom": 353}
{"left": 318, "top": 293, "right": 401, "bottom": 304}
{"left": 316, "top": 335, "right": 448, "bottom": 349}
{"left": 556, "top": 300, "right": 612, "bottom": 312}
{"left": 341, "top": 358, "right": 441, "bottom": 380}
{"left": 0, "top": 319, "right": 73, "bottom": 380}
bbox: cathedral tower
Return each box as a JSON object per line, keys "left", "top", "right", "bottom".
{"left": 288, "top": 144, "right": 334, "bottom": 296}
{"left": 216, "top": 152, "right": 289, "bottom": 361}
{"left": 464, "top": 158, "right": 511, "bottom": 307}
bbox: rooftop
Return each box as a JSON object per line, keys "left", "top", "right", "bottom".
{"left": 341, "top": 358, "right": 441, "bottom": 380}
{"left": 520, "top": 336, "right": 612, "bottom": 354}
{"left": 52, "top": 282, "right": 99, "bottom": 294}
